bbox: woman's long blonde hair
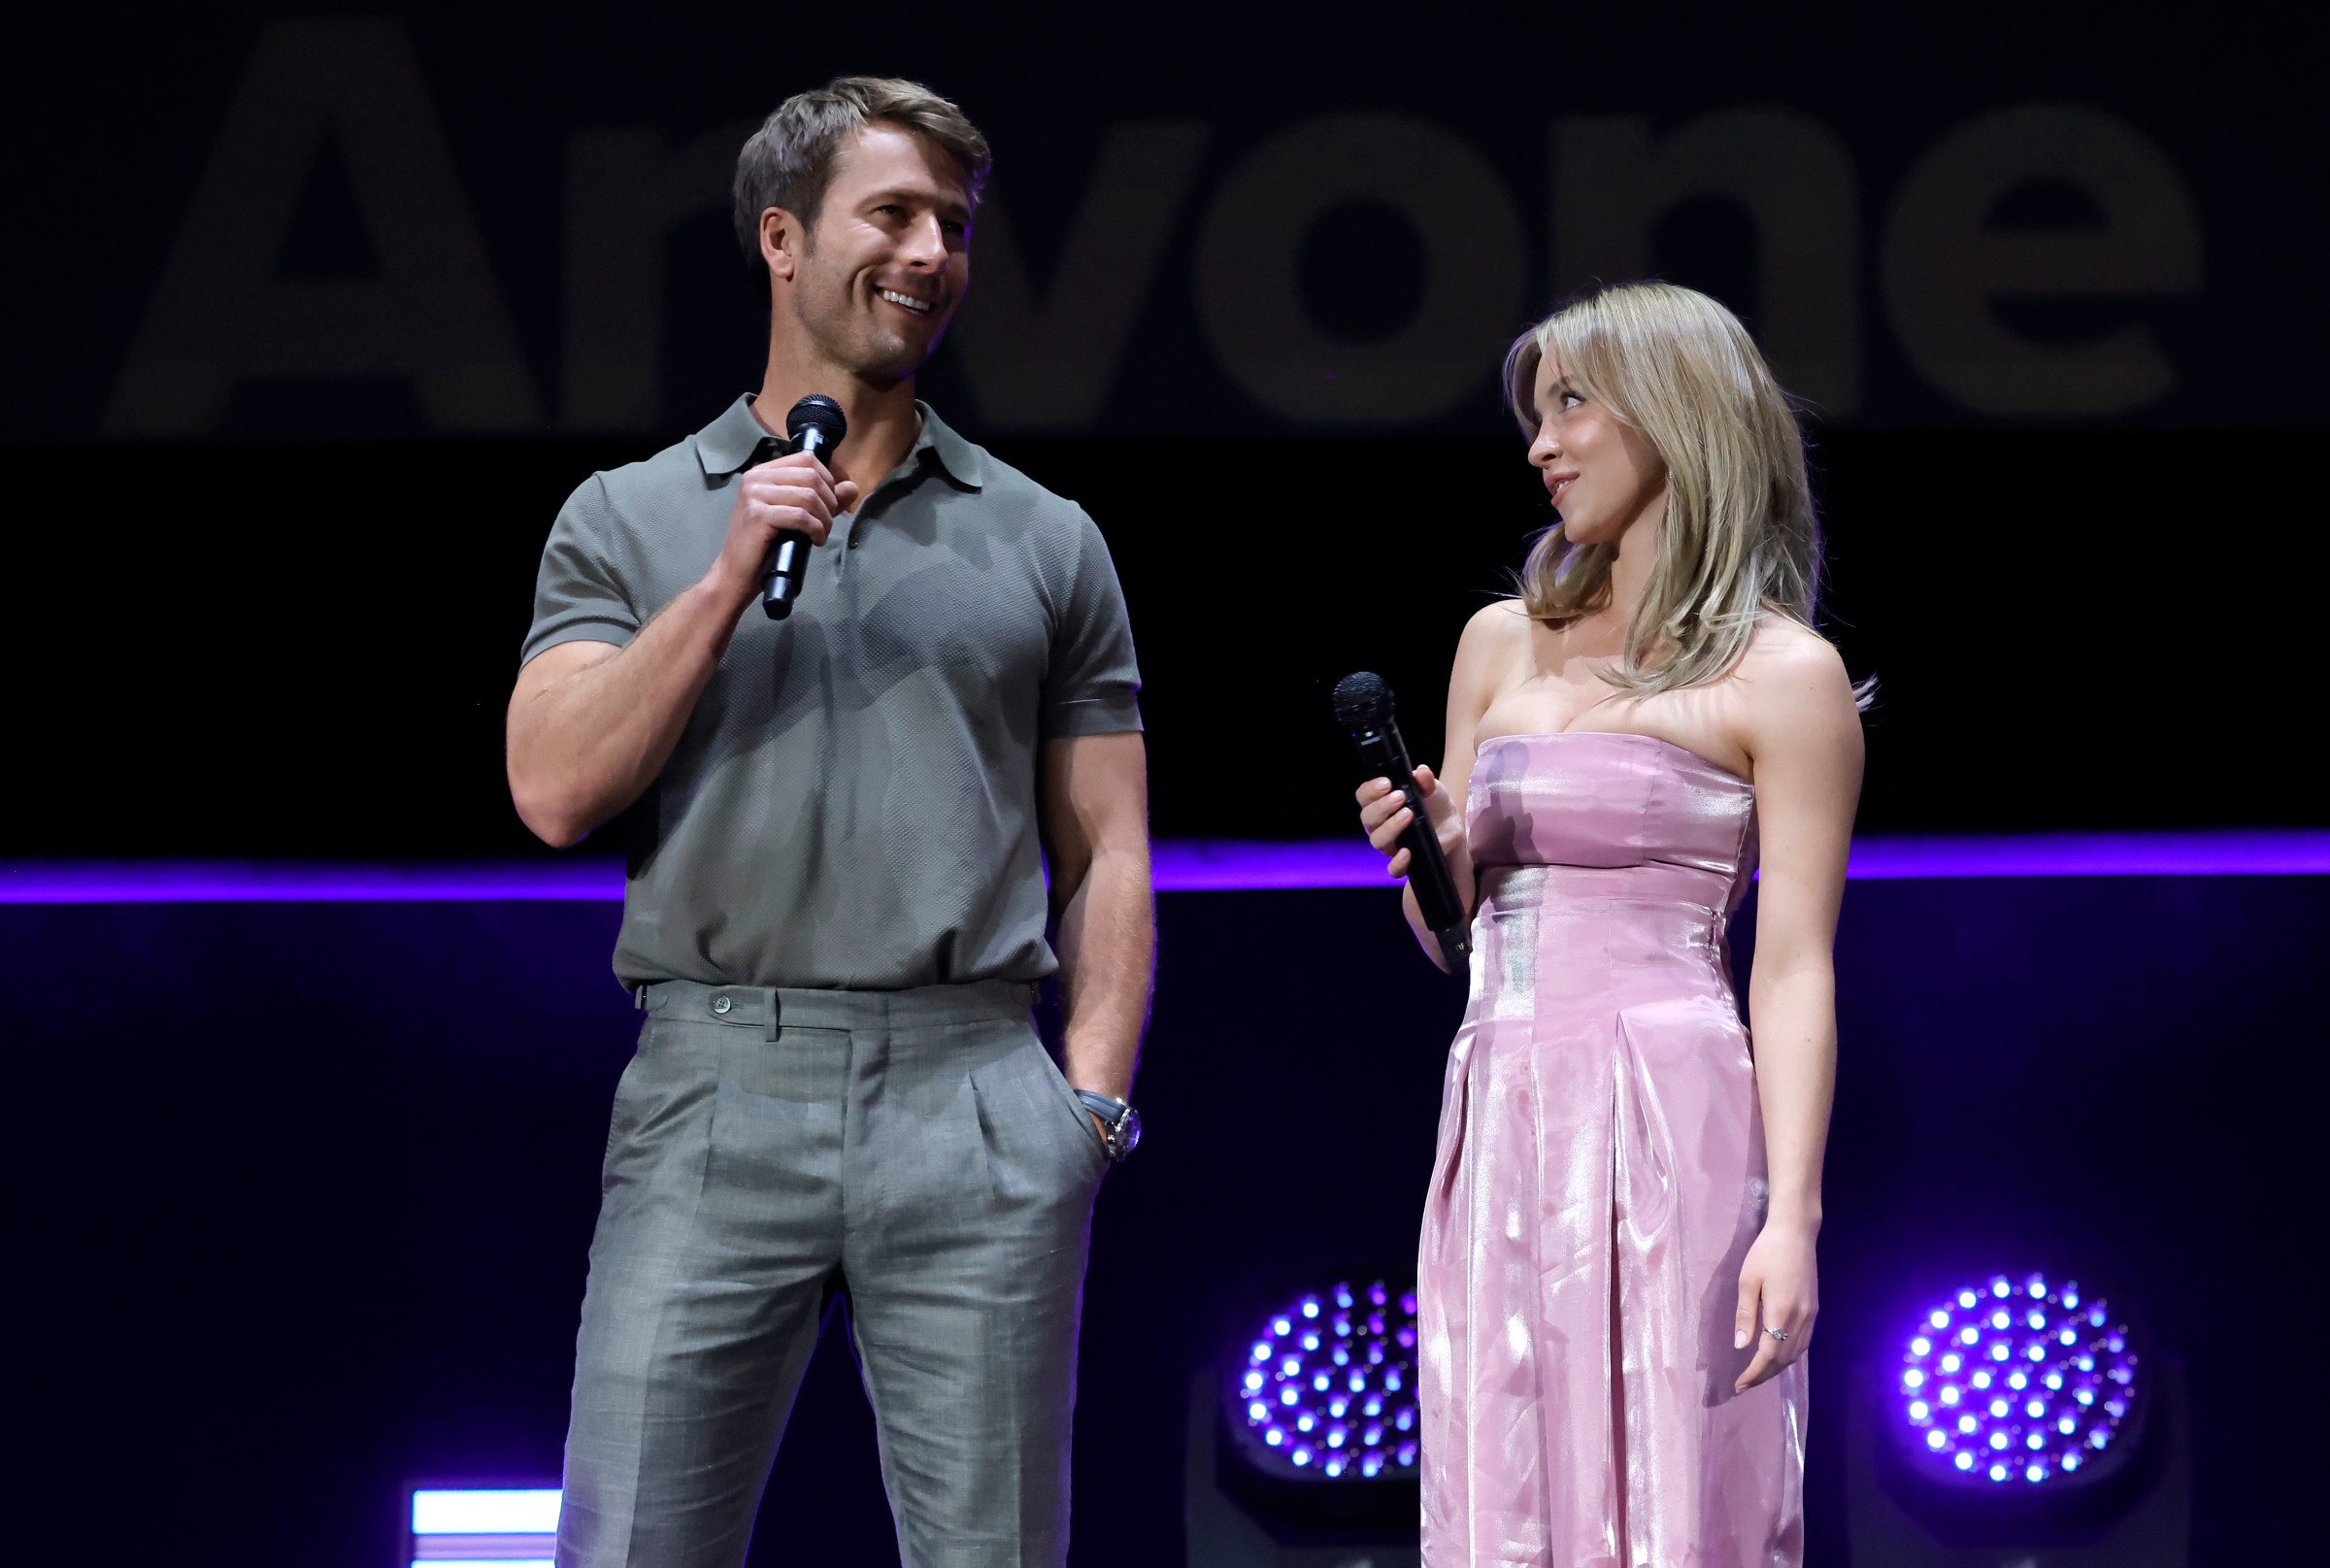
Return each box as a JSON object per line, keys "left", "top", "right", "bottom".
{"left": 1504, "top": 281, "right": 1829, "bottom": 698}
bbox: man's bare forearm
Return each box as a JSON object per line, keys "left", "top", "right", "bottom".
{"left": 510, "top": 443, "right": 857, "bottom": 848}
{"left": 1054, "top": 843, "right": 1153, "bottom": 1101}
{"left": 508, "top": 574, "right": 753, "bottom": 846}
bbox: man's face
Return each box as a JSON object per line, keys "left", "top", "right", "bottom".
{"left": 782, "top": 122, "right": 973, "bottom": 384}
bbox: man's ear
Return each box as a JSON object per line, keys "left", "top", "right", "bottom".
{"left": 760, "top": 207, "right": 802, "bottom": 284}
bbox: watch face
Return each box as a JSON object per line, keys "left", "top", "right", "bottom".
{"left": 1118, "top": 1108, "right": 1142, "bottom": 1156}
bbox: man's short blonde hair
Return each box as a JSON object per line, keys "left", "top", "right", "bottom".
{"left": 733, "top": 76, "right": 991, "bottom": 268}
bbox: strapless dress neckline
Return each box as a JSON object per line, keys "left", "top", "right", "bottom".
{"left": 1476, "top": 728, "right": 1752, "bottom": 790}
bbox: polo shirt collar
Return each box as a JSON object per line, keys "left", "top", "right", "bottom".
{"left": 915, "top": 402, "right": 985, "bottom": 491}
{"left": 693, "top": 395, "right": 776, "bottom": 477}
{"left": 693, "top": 394, "right": 985, "bottom": 492}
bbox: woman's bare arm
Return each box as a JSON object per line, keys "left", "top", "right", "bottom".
{"left": 1730, "top": 629, "right": 1864, "bottom": 1391}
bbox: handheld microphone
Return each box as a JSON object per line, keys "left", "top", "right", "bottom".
{"left": 1333, "top": 671, "right": 1472, "bottom": 973}
{"left": 762, "top": 393, "right": 849, "bottom": 620}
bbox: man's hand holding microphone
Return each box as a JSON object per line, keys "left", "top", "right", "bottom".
{"left": 704, "top": 447, "right": 860, "bottom": 618}
{"left": 703, "top": 393, "right": 857, "bottom": 620}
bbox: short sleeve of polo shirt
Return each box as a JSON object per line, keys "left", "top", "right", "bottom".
{"left": 1041, "top": 510, "right": 1144, "bottom": 739}
{"left": 522, "top": 474, "right": 641, "bottom": 665}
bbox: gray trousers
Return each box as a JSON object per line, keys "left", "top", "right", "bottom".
{"left": 556, "top": 978, "right": 1107, "bottom": 1568}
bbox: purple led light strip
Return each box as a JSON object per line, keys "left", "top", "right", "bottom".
{"left": 2, "top": 832, "right": 2325, "bottom": 904}
{"left": 0, "top": 861, "right": 628, "bottom": 904}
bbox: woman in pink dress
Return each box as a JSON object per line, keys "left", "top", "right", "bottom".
{"left": 1355, "top": 282, "right": 1865, "bottom": 1567}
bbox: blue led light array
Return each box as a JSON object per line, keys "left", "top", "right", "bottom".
{"left": 1235, "top": 1280, "right": 1420, "bottom": 1481}
{"left": 1894, "top": 1274, "right": 2139, "bottom": 1486}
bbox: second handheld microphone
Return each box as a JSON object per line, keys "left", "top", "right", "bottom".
{"left": 1333, "top": 671, "right": 1472, "bottom": 973}
{"left": 762, "top": 393, "right": 849, "bottom": 620}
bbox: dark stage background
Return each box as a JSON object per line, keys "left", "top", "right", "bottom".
{"left": 13, "top": 4, "right": 2329, "bottom": 442}
{"left": 8, "top": 5, "right": 2327, "bottom": 1568}
{"left": 10, "top": 3, "right": 2328, "bottom": 851}
{"left": 13, "top": 427, "right": 2330, "bottom": 860}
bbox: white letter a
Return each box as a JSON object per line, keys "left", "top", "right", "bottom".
{"left": 107, "top": 18, "right": 541, "bottom": 435}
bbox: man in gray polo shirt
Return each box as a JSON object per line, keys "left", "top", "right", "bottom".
{"left": 506, "top": 78, "right": 1151, "bottom": 1568}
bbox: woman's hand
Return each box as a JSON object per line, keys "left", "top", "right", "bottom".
{"left": 1355, "top": 766, "right": 1456, "bottom": 878}
{"left": 1733, "top": 1219, "right": 1818, "bottom": 1392}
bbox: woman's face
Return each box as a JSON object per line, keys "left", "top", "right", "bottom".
{"left": 1527, "top": 351, "right": 1667, "bottom": 548}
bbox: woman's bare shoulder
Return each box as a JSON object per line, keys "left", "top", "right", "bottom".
{"left": 1739, "top": 616, "right": 1847, "bottom": 682}
{"left": 1456, "top": 597, "right": 1533, "bottom": 658}
{"left": 1448, "top": 599, "right": 1533, "bottom": 717}
{"left": 1735, "top": 617, "right": 1861, "bottom": 743}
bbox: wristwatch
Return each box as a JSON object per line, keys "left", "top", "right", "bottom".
{"left": 1073, "top": 1089, "right": 1143, "bottom": 1162}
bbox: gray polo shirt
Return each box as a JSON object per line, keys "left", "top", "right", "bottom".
{"left": 523, "top": 396, "right": 1143, "bottom": 990}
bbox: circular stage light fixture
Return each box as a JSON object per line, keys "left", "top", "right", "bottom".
{"left": 1224, "top": 1279, "right": 1420, "bottom": 1483}
{"left": 1888, "top": 1272, "right": 2145, "bottom": 1490}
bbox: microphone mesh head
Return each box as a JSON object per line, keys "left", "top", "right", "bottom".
{"left": 786, "top": 393, "right": 848, "bottom": 449}
{"left": 1332, "top": 671, "right": 1393, "bottom": 729}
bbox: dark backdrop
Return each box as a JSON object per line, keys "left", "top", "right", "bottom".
{"left": 14, "top": 426, "right": 2326, "bottom": 858}
{"left": 11, "top": 6, "right": 2326, "bottom": 853}
{"left": 11, "top": 4, "right": 2328, "bottom": 441}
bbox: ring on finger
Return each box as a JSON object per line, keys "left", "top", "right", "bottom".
{"left": 1763, "top": 1326, "right": 1789, "bottom": 1342}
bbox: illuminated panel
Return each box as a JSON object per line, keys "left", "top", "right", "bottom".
{"left": 410, "top": 1487, "right": 559, "bottom": 1566}
{"left": 3, "top": 831, "right": 2326, "bottom": 904}
{"left": 1843, "top": 830, "right": 2330, "bottom": 880}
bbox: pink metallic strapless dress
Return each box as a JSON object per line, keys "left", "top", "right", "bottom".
{"left": 1418, "top": 732, "right": 1805, "bottom": 1568}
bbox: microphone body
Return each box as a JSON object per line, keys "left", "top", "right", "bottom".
{"left": 762, "top": 394, "right": 849, "bottom": 619}
{"left": 1332, "top": 672, "right": 1472, "bottom": 973}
